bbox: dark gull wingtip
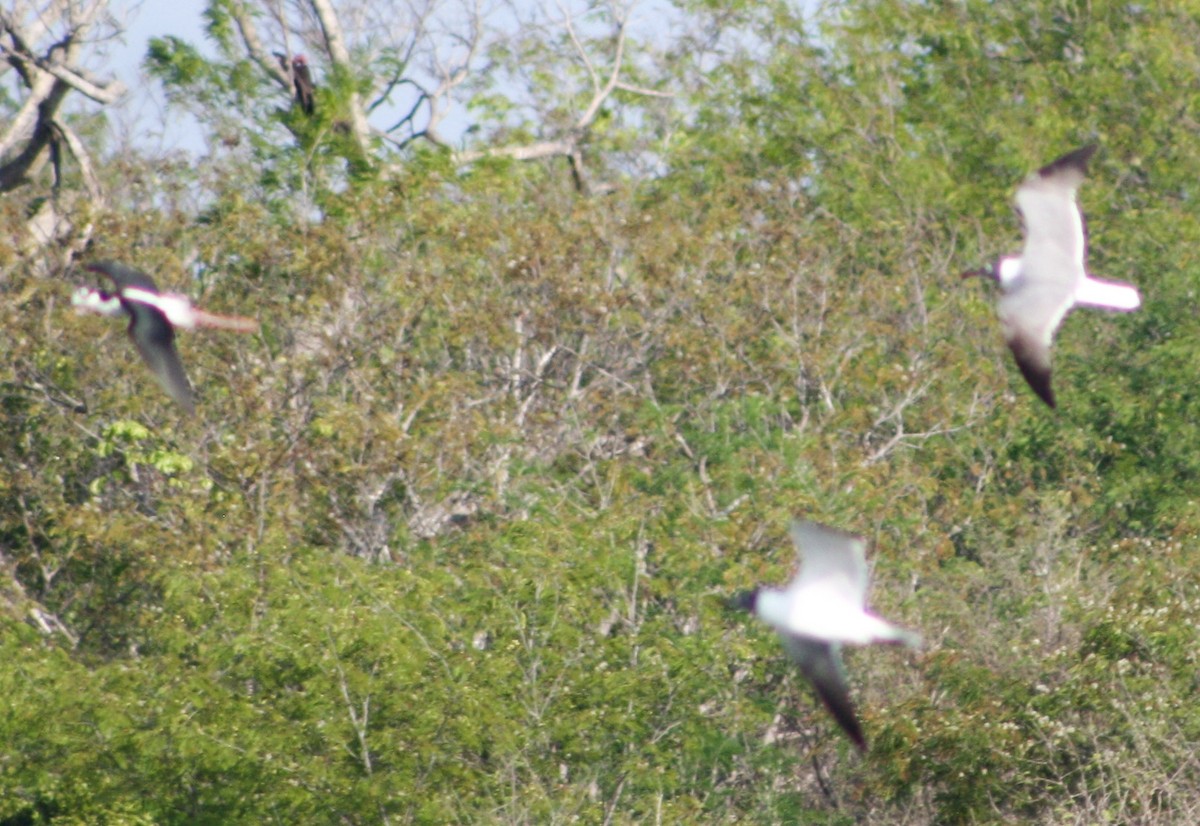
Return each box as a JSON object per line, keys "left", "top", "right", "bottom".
{"left": 1008, "top": 336, "right": 1056, "bottom": 408}
{"left": 1036, "top": 144, "right": 1098, "bottom": 180}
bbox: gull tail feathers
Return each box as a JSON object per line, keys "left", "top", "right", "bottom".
{"left": 1074, "top": 277, "right": 1141, "bottom": 311}
{"left": 192, "top": 309, "right": 259, "bottom": 332}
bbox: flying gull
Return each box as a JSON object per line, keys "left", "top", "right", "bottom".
{"left": 72, "top": 260, "right": 258, "bottom": 414}
{"left": 732, "top": 520, "right": 920, "bottom": 752}
{"left": 964, "top": 145, "right": 1141, "bottom": 407}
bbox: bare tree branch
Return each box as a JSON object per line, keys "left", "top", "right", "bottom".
{"left": 454, "top": 138, "right": 575, "bottom": 164}
{"left": 53, "top": 117, "right": 102, "bottom": 198}
{"left": 0, "top": 80, "right": 67, "bottom": 189}
{"left": 439, "top": 2, "right": 670, "bottom": 190}
{"left": 19, "top": 48, "right": 126, "bottom": 103}
{"left": 226, "top": 0, "right": 292, "bottom": 88}
{"left": 195, "top": 0, "right": 677, "bottom": 190}
{"left": 0, "top": 0, "right": 116, "bottom": 252}
{"left": 0, "top": 2, "right": 124, "bottom": 150}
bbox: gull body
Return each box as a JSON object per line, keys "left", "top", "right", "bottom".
{"left": 733, "top": 521, "right": 920, "bottom": 752}
{"left": 965, "top": 145, "right": 1141, "bottom": 408}
{"left": 72, "top": 261, "right": 257, "bottom": 414}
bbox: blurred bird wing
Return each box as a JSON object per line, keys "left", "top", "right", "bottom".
{"left": 783, "top": 636, "right": 865, "bottom": 751}
{"left": 126, "top": 304, "right": 195, "bottom": 414}
{"left": 788, "top": 521, "right": 868, "bottom": 604}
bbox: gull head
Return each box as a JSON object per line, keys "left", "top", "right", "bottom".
{"left": 71, "top": 286, "right": 126, "bottom": 319}
{"left": 961, "top": 256, "right": 1021, "bottom": 289}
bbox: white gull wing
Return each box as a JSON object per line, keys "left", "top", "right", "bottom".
{"left": 1008, "top": 145, "right": 1095, "bottom": 320}
{"left": 998, "top": 146, "right": 1098, "bottom": 408}
{"left": 1015, "top": 144, "right": 1095, "bottom": 277}
{"left": 781, "top": 636, "right": 865, "bottom": 752}
{"left": 997, "top": 282, "right": 1067, "bottom": 409}
{"left": 754, "top": 521, "right": 921, "bottom": 647}
{"left": 786, "top": 520, "right": 868, "bottom": 606}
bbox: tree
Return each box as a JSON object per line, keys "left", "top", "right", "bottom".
{"left": 147, "top": 0, "right": 676, "bottom": 193}
{"left": 0, "top": 0, "right": 126, "bottom": 253}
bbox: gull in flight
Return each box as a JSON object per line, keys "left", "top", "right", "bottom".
{"left": 72, "top": 260, "right": 257, "bottom": 414}
{"left": 732, "top": 521, "right": 920, "bottom": 752}
{"left": 963, "top": 145, "right": 1141, "bottom": 408}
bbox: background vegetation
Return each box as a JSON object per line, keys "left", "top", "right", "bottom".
{"left": 3, "top": 0, "right": 1200, "bottom": 822}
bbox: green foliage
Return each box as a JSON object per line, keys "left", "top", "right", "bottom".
{"left": 145, "top": 30, "right": 372, "bottom": 203}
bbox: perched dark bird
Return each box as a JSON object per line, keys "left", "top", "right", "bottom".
{"left": 72, "top": 260, "right": 257, "bottom": 415}
{"left": 273, "top": 52, "right": 316, "bottom": 115}
{"left": 292, "top": 55, "right": 316, "bottom": 116}
{"left": 731, "top": 521, "right": 920, "bottom": 752}
{"left": 962, "top": 145, "right": 1141, "bottom": 408}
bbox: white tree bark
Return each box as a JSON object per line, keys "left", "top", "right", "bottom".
{"left": 0, "top": 0, "right": 125, "bottom": 250}
{"left": 310, "top": 0, "right": 371, "bottom": 152}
